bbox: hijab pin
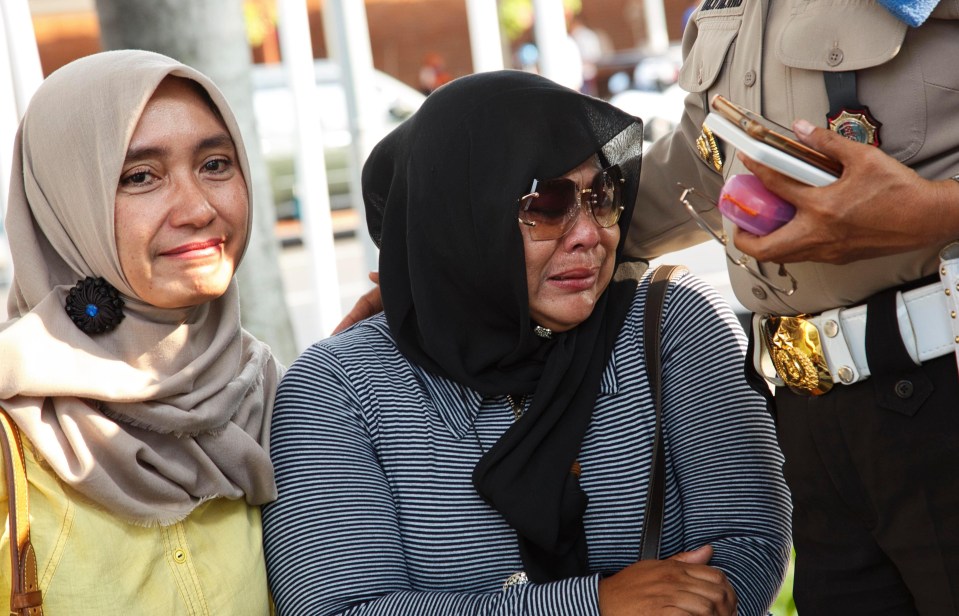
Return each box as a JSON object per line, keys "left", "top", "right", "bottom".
{"left": 533, "top": 325, "right": 553, "bottom": 339}
{"left": 65, "top": 276, "right": 125, "bottom": 335}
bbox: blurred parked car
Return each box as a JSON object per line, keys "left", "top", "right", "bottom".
{"left": 599, "top": 45, "right": 685, "bottom": 144}
{"left": 251, "top": 60, "right": 425, "bottom": 220}
{"left": 609, "top": 82, "right": 686, "bottom": 144}
{"left": 595, "top": 44, "right": 682, "bottom": 99}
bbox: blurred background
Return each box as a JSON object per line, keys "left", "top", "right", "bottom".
{"left": 0, "top": 0, "right": 735, "bottom": 365}
{"left": 0, "top": 2, "right": 793, "bottom": 612}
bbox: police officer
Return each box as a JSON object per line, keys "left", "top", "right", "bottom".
{"left": 631, "top": 1, "right": 959, "bottom": 613}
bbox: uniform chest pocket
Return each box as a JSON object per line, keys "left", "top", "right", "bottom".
{"left": 777, "top": 3, "right": 959, "bottom": 167}
{"left": 777, "top": 1, "right": 906, "bottom": 72}
{"left": 678, "top": 11, "right": 741, "bottom": 94}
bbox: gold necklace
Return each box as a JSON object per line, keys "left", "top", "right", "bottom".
{"left": 472, "top": 394, "right": 527, "bottom": 456}
{"left": 505, "top": 394, "right": 526, "bottom": 421}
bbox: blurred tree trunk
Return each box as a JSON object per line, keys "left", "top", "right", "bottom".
{"left": 95, "top": 0, "right": 298, "bottom": 365}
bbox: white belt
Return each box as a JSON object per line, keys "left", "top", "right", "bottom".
{"left": 754, "top": 242, "right": 959, "bottom": 390}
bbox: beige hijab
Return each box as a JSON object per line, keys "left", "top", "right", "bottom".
{"left": 0, "top": 50, "right": 281, "bottom": 525}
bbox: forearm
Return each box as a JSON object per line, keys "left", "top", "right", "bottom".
{"left": 289, "top": 577, "right": 602, "bottom": 616}
{"left": 709, "top": 537, "right": 791, "bottom": 616}
{"left": 626, "top": 93, "right": 722, "bottom": 260}
{"left": 670, "top": 409, "right": 791, "bottom": 616}
{"left": 264, "top": 344, "right": 608, "bottom": 616}
{"left": 267, "top": 450, "right": 605, "bottom": 615}
{"left": 922, "top": 175, "right": 959, "bottom": 247}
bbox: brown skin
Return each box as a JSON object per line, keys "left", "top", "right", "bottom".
{"left": 598, "top": 545, "right": 737, "bottom": 616}
{"left": 115, "top": 78, "right": 248, "bottom": 309}
{"left": 734, "top": 119, "right": 959, "bottom": 265}
{"left": 333, "top": 272, "right": 381, "bottom": 334}
{"left": 522, "top": 157, "right": 620, "bottom": 332}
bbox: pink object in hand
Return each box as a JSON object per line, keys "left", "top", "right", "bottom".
{"left": 718, "top": 174, "right": 796, "bottom": 236}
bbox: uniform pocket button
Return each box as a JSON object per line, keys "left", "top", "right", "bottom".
{"left": 894, "top": 379, "right": 914, "bottom": 399}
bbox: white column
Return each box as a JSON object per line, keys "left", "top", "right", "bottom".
{"left": 643, "top": 0, "right": 670, "bottom": 53}
{"left": 0, "top": 0, "right": 42, "bottom": 290}
{"left": 465, "top": 0, "right": 504, "bottom": 73}
{"left": 322, "top": 0, "right": 380, "bottom": 276}
{"left": 276, "top": 0, "right": 342, "bottom": 338}
{"left": 531, "top": 0, "right": 569, "bottom": 84}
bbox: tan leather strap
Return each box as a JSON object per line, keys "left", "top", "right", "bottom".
{"left": 0, "top": 410, "right": 43, "bottom": 616}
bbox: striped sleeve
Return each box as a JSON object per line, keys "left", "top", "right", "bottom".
{"left": 656, "top": 273, "right": 792, "bottom": 615}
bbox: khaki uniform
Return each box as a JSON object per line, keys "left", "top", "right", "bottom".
{"left": 630, "top": 0, "right": 959, "bottom": 316}
{"left": 630, "top": 2, "right": 959, "bottom": 612}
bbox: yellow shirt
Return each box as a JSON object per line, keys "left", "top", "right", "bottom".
{"left": 1, "top": 443, "right": 272, "bottom": 615}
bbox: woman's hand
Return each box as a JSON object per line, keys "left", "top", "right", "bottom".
{"left": 597, "top": 545, "right": 737, "bottom": 615}
{"left": 733, "top": 119, "right": 959, "bottom": 265}
{"left": 332, "top": 272, "right": 383, "bottom": 334}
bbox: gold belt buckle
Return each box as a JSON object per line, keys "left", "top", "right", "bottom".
{"left": 760, "top": 315, "right": 833, "bottom": 396}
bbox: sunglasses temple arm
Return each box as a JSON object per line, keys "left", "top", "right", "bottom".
{"left": 678, "top": 186, "right": 798, "bottom": 296}
{"left": 679, "top": 188, "right": 727, "bottom": 245}
{"left": 726, "top": 252, "right": 798, "bottom": 296}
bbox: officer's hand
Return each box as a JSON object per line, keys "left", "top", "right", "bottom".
{"left": 331, "top": 272, "right": 382, "bottom": 334}
{"left": 597, "top": 545, "right": 737, "bottom": 615}
{"left": 734, "top": 119, "right": 959, "bottom": 264}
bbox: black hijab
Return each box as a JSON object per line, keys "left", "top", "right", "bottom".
{"left": 363, "top": 70, "right": 644, "bottom": 582}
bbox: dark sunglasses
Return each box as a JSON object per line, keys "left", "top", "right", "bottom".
{"left": 517, "top": 164, "right": 625, "bottom": 241}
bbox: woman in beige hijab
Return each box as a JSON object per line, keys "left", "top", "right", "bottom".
{"left": 0, "top": 50, "right": 281, "bottom": 613}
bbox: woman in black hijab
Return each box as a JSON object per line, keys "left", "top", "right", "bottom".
{"left": 263, "top": 71, "right": 791, "bottom": 616}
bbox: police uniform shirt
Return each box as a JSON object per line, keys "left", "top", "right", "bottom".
{"left": 629, "top": 0, "right": 959, "bottom": 316}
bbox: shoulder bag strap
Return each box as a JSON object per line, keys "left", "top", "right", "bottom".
{"left": 0, "top": 409, "right": 43, "bottom": 615}
{"left": 639, "top": 264, "right": 684, "bottom": 561}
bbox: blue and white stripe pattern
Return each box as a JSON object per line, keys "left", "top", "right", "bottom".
{"left": 263, "top": 272, "right": 792, "bottom": 615}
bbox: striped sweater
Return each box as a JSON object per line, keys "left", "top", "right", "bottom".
{"left": 263, "top": 272, "right": 792, "bottom": 615}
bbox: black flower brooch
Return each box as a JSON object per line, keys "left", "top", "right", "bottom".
{"left": 64, "top": 277, "right": 125, "bottom": 335}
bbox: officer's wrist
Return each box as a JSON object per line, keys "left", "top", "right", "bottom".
{"left": 927, "top": 175, "right": 959, "bottom": 244}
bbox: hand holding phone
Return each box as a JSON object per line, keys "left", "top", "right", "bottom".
{"left": 706, "top": 95, "right": 841, "bottom": 186}
{"left": 719, "top": 174, "right": 796, "bottom": 236}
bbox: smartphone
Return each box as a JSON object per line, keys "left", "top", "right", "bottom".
{"left": 705, "top": 95, "right": 841, "bottom": 186}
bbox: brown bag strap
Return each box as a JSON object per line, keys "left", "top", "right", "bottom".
{"left": 639, "top": 265, "right": 685, "bottom": 561}
{"left": 1, "top": 410, "right": 43, "bottom": 616}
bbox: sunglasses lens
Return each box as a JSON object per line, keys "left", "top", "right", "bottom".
{"left": 590, "top": 167, "right": 623, "bottom": 228}
{"left": 520, "top": 179, "right": 576, "bottom": 240}
{"left": 519, "top": 165, "right": 624, "bottom": 240}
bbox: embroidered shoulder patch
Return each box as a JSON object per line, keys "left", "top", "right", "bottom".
{"left": 700, "top": 0, "right": 744, "bottom": 11}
